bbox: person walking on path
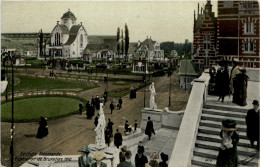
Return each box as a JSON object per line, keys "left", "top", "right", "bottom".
{"left": 79, "top": 100, "right": 84, "bottom": 115}
{"left": 78, "top": 147, "right": 93, "bottom": 167}
{"left": 215, "top": 61, "right": 230, "bottom": 102}
{"left": 107, "top": 118, "right": 114, "bottom": 135}
{"left": 245, "top": 100, "right": 259, "bottom": 150}
{"left": 110, "top": 101, "right": 115, "bottom": 114}
{"left": 91, "top": 96, "right": 96, "bottom": 108}
{"left": 118, "top": 97, "right": 123, "bottom": 110}
{"left": 86, "top": 101, "right": 91, "bottom": 119}
{"left": 94, "top": 114, "right": 99, "bottom": 127}
{"left": 145, "top": 116, "right": 155, "bottom": 140}
{"left": 114, "top": 129, "right": 123, "bottom": 149}
{"left": 105, "top": 127, "right": 112, "bottom": 147}
{"left": 216, "top": 119, "right": 239, "bottom": 167}
{"left": 117, "top": 150, "right": 135, "bottom": 167}
{"left": 233, "top": 67, "right": 249, "bottom": 106}
{"left": 134, "top": 120, "right": 138, "bottom": 132}
{"left": 36, "top": 117, "right": 48, "bottom": 138}
{"left": 104, "top": 89, "right": 108, "bottom": 103}
{"left": 95, "top": 95, "right": 100, "bottom": 110}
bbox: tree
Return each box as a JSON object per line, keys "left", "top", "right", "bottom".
{"left": 117, "top": 28, "right": 120, "bottom": 55}
{"left": 160, "top": 42, "right": 175, "bottom": 58}
{"left": 121, "top": 30, "right": 124, "bottom": 56}
{"left": 125, "top": 23, "right": 129, "bottom": 61}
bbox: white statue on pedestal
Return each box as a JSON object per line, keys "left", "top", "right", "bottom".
{"left": 149, "top": 82, "right": 157, "bottom": 109}
{"left": 94, "top": 103, "right": 106, "bottom": 149}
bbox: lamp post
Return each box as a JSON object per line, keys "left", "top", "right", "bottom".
{"left": 168, "top": 66, "right": 172, "bottom": 106}
{"left": 1, "top": 52, "right": 15, "bottom": 167}
{"left": 138, "top": 60, "right": 146, "bottom": 108}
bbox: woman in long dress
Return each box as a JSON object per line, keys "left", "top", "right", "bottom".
{"left": 216, "top": 119, "right": 239, "bottom": 167}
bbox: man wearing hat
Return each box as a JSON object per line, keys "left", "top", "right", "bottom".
{"left": 91, "top": 151, "right": 107, "bottom": 167}
{"left": 216, "top": 119, "right": 239, "bottom": 167}
{"left": 117, "top": 150, "right": 134, "bottom": 167}
{"left": 145, "top": 116, "right": 155, "bottom": 140}
{"left": 246, "top": 100, "right": 259, "bottom": 150}
{"left": 78, "top": 147, "right": 93, "bottom": 167}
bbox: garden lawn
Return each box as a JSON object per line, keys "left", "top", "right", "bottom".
{"left": 5, "top": 75, "right": 98, "bottom": 93}
{"left": 1, "top": 97, "right": 81, "bottom": 122}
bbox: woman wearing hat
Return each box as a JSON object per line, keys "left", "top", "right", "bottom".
{"left": 78, "top": 147, "right": 93, "bottom": 167}
{"left": 119, "top": 146, "right": 127, "bottom": 163}
{"left": 215, "top": 60, "right": 230, "bottom": 102}
{"left": 216, "top": 119, "right": 239, "bottom": 167}
{"left": 91, "top": 151, "right": 107, "bottom": 167}
{"left": 246, "top": 100, "right": 259, "bottom": 150}
{"left": 233, "top": 67, "right": 249, "bottom": 106}
{"left": 149, "top": 152, "right": 159, "bottom": 167}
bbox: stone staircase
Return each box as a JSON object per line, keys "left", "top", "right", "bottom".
{"left": 191, "top": 103, "right": 259, "bottom": 167}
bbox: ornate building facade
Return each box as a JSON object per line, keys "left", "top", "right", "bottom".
{"left": 46, "top": 9, "right": 88, "bottom": 59}
{"left": 193, "top": 0, "right": 260, "bottom": 70}
{"left": 192, "top": 0, "right": 217, "bottom": 70}
{"left": 217, "top": 0, "right": 260, "bottom": 68}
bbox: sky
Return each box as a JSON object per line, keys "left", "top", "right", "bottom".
{"left": 1, "top": 1, "right": 217, "bottom": 43}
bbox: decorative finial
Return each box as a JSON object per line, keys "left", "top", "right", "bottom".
{"left": 68, "top": 8, "right": 70, "bottom": 11}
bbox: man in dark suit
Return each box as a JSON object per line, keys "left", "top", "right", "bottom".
{"left": 117, "top": 150, "right": 134, "bottom": 167}
{"left": 118, "top": 97, "right": 123, "bottom": 110}
{"left": 107, "top": 118, "right": 114, "bottom": 135}
{"left": 114, "top": 129, "right": 123, "bottom": 149}
{"left": 145, "top": 116, "right": 155, "bottom": 140}
{"left": 245, "top": 100, "right": 259, "bottom": 150}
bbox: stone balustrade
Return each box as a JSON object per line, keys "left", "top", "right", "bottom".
{"left": 140, "top": 107, "right": 185, "bottom": 132}
{"left": 169, "top": 70, "right": 210, "bottom": 167}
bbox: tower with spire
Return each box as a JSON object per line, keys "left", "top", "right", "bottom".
{"left": 192, "top": 0, "right": 217, "bottom": 70}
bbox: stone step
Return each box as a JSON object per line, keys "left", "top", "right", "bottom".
{"left": 202, "top": 108, "right": 246, "bottom": 118}
{"left": 198, "top": 126, "right": 248, "bottom": 140}
{"left": 192, "top": 155, "right": 257, "bottom": 167}
{"left": 193, "top": 147, "right": 259, "bottom": 167}
{"left": 200, "top": 120, "right": 247, "bottom": 132}
{"left": 201, "top": 113, "right": 246, "bottom": 125}
{"left": 197, "top": 132, "right": 251, "bottom": 148}
{"left": 195, "top": 140, "right": 257, "bottom": 157}
{"left": 204, "top": 103, "right": 248, "bottom": 113}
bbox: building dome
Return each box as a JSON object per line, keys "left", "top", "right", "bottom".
{"left": 61, "top": 9, "right": 77, "bottom": 20}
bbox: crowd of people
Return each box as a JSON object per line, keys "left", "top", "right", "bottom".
{"left": 216, "top": 100, "right": 259, "bottom": 167}
{"left": 209, "top": 59, "right": 249, "bottom": 106}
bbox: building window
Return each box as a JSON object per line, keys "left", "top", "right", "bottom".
{"left": 80, "top": 34, "right": 83, "bottom": 48}
{"left": 204, "top": 57, "right": 209, "bottom": 67}
{"left": 244, "top": 22, "right": 254, "bottom": 34}
{"left": 244, "top": 41, "right": 254, "bottom": 52}
{"left": 204, "top": 35, "right": 210, "bottom": 42}
{"left": 203, "top": 35, "right": 210, "bottom": 50}
{"left": 223, "top": 1, "right": 233, "bottom": 8}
